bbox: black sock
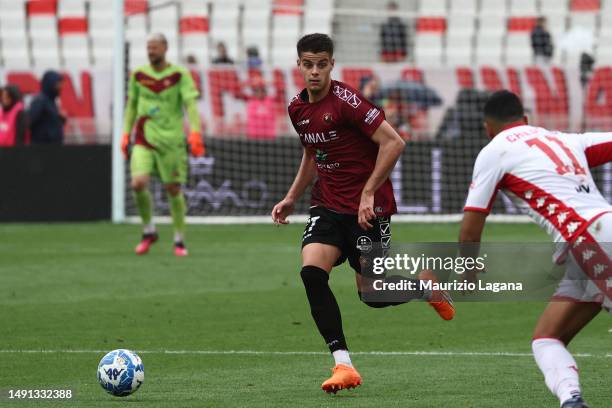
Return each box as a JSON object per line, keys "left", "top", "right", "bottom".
{"left": 300, "top": 265, "right": 348, "bottom": 353}
{"left": 359, "top": 275, "right": 424, "bottom": 308}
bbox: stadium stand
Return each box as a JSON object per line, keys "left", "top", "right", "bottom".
{"left": 0, "top": 0, "right": 611, "bottom": 67}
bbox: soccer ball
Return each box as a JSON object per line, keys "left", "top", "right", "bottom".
{"left": 97, "top": 349, "right": 144, "bottom": 397}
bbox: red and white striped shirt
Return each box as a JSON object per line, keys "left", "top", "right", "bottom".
{"left": 465, "top": 124, "right": 612, "bottom": 244}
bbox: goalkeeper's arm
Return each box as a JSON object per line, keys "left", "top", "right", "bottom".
{"left": 185, "top": 98, "right": 205, "bottom": 157}
{"left": 121, "top": 74, "right": 138, "bottom": 158}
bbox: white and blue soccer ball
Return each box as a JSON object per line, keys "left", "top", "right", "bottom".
{"left": 97, "top": 349, "right": 144, "bottom": 397}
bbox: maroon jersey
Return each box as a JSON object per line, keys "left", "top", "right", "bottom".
{"left": 288, "top": 79, "right": 397, "bottom": 216}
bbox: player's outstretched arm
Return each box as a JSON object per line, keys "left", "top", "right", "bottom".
{"left": 122, "top": 73, "right": 139, "bottom": 159}
{"left": 271, "top": 148, "right": 316, "bottom": 224}
{"left": 359, "top": 120, "right": 405, "bottom": 229}
{"left": 458, "top": 211, "right": 487, "bottom": 287}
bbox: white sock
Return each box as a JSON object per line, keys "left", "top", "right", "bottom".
{"left": 332, "top": 349, "right": 352, "bottom": 367}
{"left": 143, "top": 224, "right": 156, "bottom": 234}
{"left": 174, "top": 231, "right": 184, "bottom": 244}
{"left": 532, "top": 338, "right": 582, "bottom": 405}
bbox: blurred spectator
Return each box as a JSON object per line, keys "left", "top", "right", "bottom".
{"left": 380, "top": 1, "right": 408, "bottom": 62}
{"left": 212, "top": 42, "right": 234, "bottom": 64}
{"left": 0, "top": 85, "right": 27, "bottom": 146}
{"left": 531, "top": 17, "right": 554, "bottom": 64}
{"left": 29, "top": 70, "right": 65, "bottom": 145}
{"left": 359, "top": 75, "right": 384, "bottom": 108}
{"left": 185, "top": 54, "right": 198, "bottom": 69}
{"left": 580, "top": 52, "right": 595, "bottom": 88}
{"left": 246, "top": 76, "right": 276, "bottom": 140}
{"left": 436, "top": 89, "right": 489, "bottom": 141}
{"left": 246, "top": 46, "right": 263, "bottom": 70}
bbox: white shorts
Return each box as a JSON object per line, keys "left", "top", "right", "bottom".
{"left": 554, "top": 212, "right": 612, "bottom": 314}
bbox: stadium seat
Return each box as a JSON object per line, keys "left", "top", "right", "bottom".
{"left": 150, "top": 5, "right": 179, "bottom": 33}
{"left": 304, "top": 8, "right": 332, "bottom": 35}
{"left": 176, "top": 1, "right": 208, "bottom": 62}
{"left": 29, "top": 14, "right": 58, "bottom": 39}
{"left": 182, "top": 34, "right": 209, "bottom": 65}
{"left": 59, "top": 17, "right": 90, "bottom": 66}
{"left": 210, "top": 2, "right": 240, "bottom": 59}
{"left": 243, "top": 5, "right": 271, "bottom": 62}
{"left": 271, "top": 14, "right": 300, "bottom": 64}
{"left": 507, "top": 17, "right": 538, "bottom": 32}
{"left": 272, "top": 0, "right": 304, "bottom": 15}
{"left": 505, "top": 34, "right": 532, "bottom": 65}
{"left": 569, "top": 12, "right": 598, "bottom": 34}
{"left": 125, "top": 0, "right": 148, "bottom": 16}
{"left": 508, "top": 0, "right": 538, "bottom": 15}
{"left": 126, "top": 14, "right": 148, "bottom": 41}
{"left": 449, "top": 0, "right": 477, "bottom": 15}
{"left": 419, "top": 0, "right": 447, "bottom": 15}
{"left": 546, "top": 14, "right": 568, "bottom": 40}
{"left": 480, "top": 0, "right": 507, "bottom": 15}
{"left": 58, "top": 0, "right": 86, "bottom": 16}
{"left": 415, "top": 34, "right": 443, "bottom": 66}
{"left": 62, "top": 35, "right": 91, "bottom": 66}
{"left": 1, "top": 31, "right": 31, "bottom": 67}
{"left": 446, "top": 34, "right": 473, "bottom": 65}
{"left": 595, "top": 44, "right": 612, "bottom": 64}
{"left": 478, "top": 12, "right": 506, "bottom": 36}
{"left": 27, "top": 0, "right": 57, "bottom": 16}
{"left": 32, "top": 37, "right": 61, "bottom": 69}
{"left": 539, "top": 0, "right": 565, "bottom": 14}
{"left": 475, "top": 32, "right": 504, "bottom": 65}
{"left": 448, "top": 15, "right": 475, "bottom": 37}
{"left": 570, "top": 0, "right": 601, "bottom": 11}
{"left": 91, "top": 32, "right": 114, "bottom": 66}
{"left": 416, "top": 17, "right": 447, "bottom": 33}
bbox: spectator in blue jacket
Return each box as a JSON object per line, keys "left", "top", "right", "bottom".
{"left": 29, "top": 70, "right": 65, "bottom": 144}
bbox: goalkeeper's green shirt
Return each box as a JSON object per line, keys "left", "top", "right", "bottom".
{"left": 123, "top": 63, "right": 201, "bottom": 150}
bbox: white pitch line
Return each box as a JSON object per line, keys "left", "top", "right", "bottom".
{"left": 0, "top": 349, "right": 609, "bottom": 358}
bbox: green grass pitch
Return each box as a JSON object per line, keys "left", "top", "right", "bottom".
{"left": 0, "top": 222, "right": 609, "bottom": 407}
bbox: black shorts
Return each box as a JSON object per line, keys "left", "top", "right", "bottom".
{"left": 301, "top": 206, "right": 391, "bottom": 275}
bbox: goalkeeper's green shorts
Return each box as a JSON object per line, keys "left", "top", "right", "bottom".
{"left": 130, "top": 144, "right": 188, "bottom": 185}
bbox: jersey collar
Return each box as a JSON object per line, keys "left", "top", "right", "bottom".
{"left": 501, "top": 121, "right": 528, "bottom": 132}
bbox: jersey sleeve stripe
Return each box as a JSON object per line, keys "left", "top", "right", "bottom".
{"left": 463, "top": 206, "right": 490, "bottom": 214}
{"left": 584, "top": 141, "right": 612, "bottom": 168}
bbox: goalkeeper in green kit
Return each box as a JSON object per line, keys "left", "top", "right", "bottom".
{"left": 122, "top": 33, "right": 205, "bottom": 257}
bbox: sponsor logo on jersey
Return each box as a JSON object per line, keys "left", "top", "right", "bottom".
{"left": 300, "top": 131, "right": 339, "bottom": 144}
{"left": 296, "top": 119, "right": 310, "bottom": 126}
{"left": 333, "top": 85, "right": 362, "bottom": 109}
{"left": 575, "top": 184, "right": 590, "bottom": 193}
{"left": 315, "top": 149, "right": 328, "bottom": 162}
{"left": 364, "top": 108, "right": 380, "bottom": 124}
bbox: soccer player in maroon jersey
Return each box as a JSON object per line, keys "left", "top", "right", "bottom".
{"left": 271, "top": 33, "right": 455, "bottom": 394}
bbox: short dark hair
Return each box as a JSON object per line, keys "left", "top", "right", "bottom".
{"left": 297, "top": 33, "right": 334, "bottom": 57}
{"left": 483, "top": 90, "right": 525, "bottom": 123}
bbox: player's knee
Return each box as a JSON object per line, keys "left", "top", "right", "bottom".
{"left": 131, "top": 179, "right": 147, "bottom": 192}
{"left": 300, "top": 265, "right": 329, "bottom": 287}
{"left": 164, "top": 183, "right": 181, "bottom": 196}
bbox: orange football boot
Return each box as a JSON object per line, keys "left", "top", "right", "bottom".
{"left": 418, "top": 269, "right": 455, "bottom": 321}
{"left": 321, "top": 364, "right": 362, "bottom": 394}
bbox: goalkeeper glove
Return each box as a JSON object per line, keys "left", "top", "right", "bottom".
{"left": 121, "top": 132, "right": 130, "bottom": 160}
{"left": 188, "top": 130, "right": 206, "bottom": 157}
